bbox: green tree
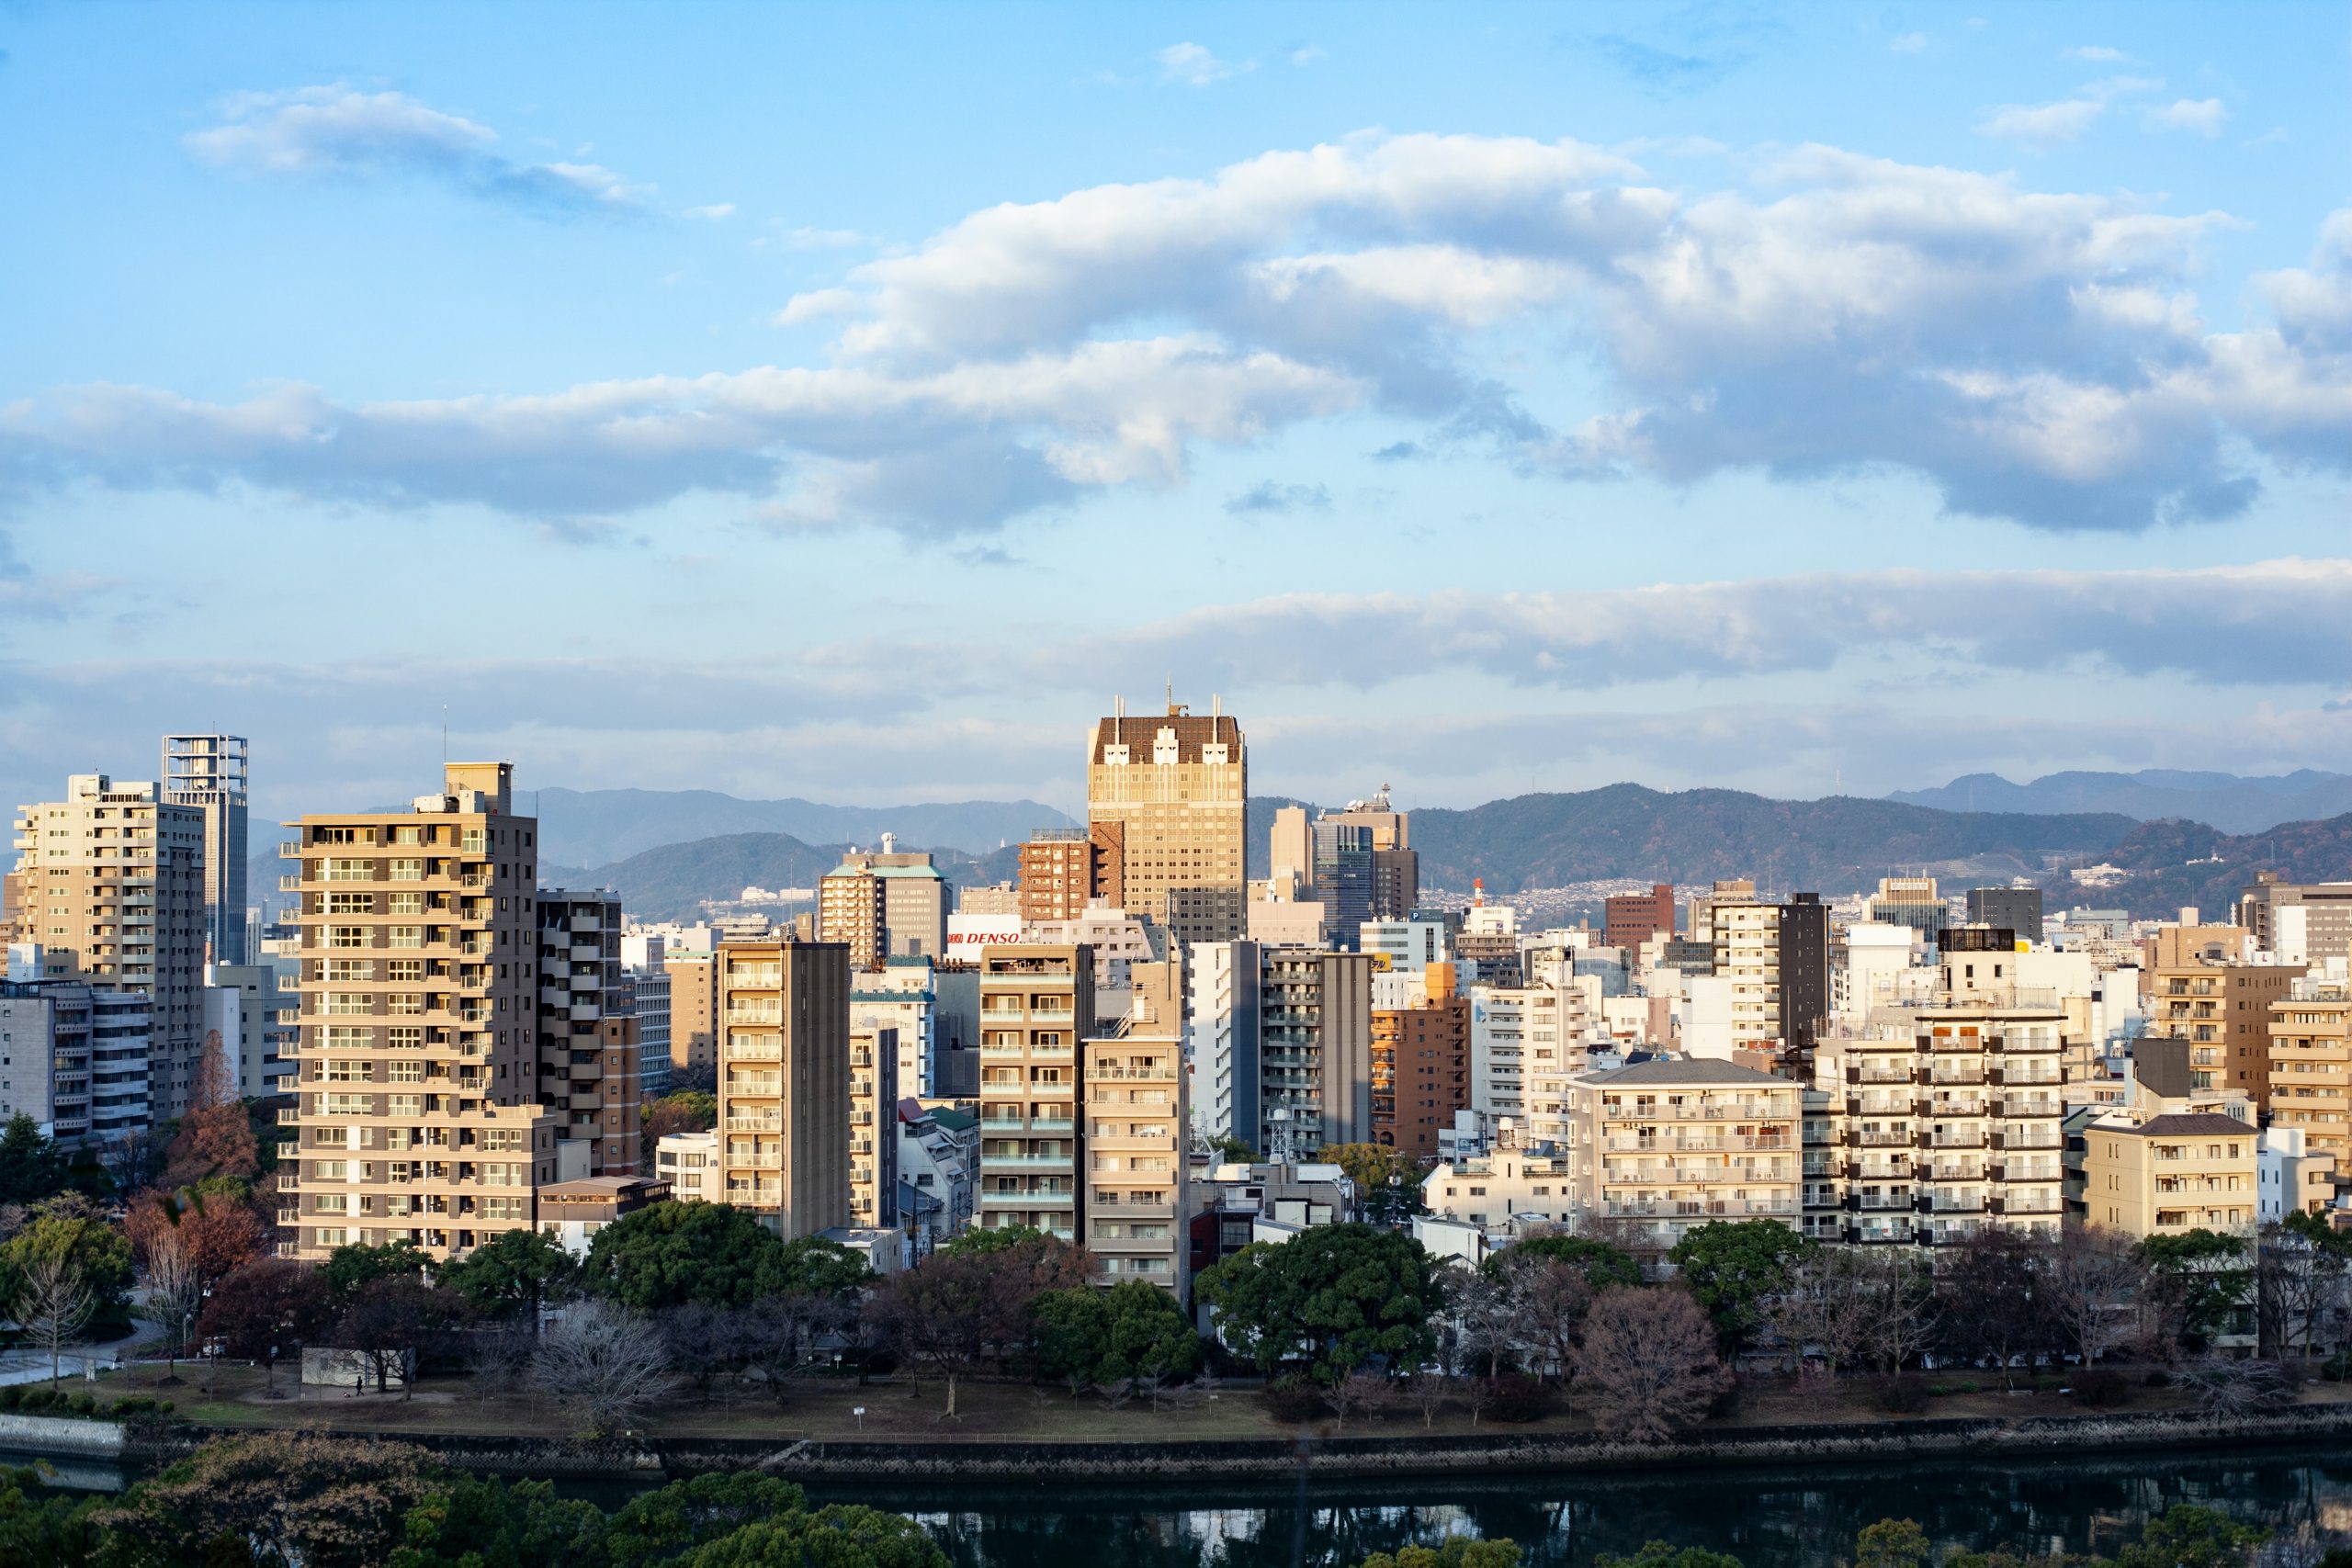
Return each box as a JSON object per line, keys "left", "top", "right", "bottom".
{"left": 2109, "top": 1505, "right": 2267, "bottom": 1568}
{"left": 1032, "top": 1287, "right": 1111, "bottom": 1393}
{"left": 938, "top": 1224, "right": 1048, "bottom": 1257}
{"left": 1593, "top": 1545, "right": 1743, "bottom": 1568}
{"left": 322, "top": 1239, "right": 430, "bottom": 1306}
{"left": 435, "top": 1227, "right": 578, "bottom": 1328}
{"left": 582, "top": 1201, "right": 788, "bottom": 1311}
{"left": 1322, "top": 1144, "right": 1427, "bottom": 1224}
{"left": 89, "top": 1434, "right": 442, "bottom": 1568}
{"left": 1489, "top": 1233, "right": 1641, "bottom": 1291}
{"left": 0, "top": 1200, "right": 135, "bottom": 1339}
{"left": 0, "top": 1114, "right": 69, "bottom": 1208}
{"left": 602, "top": 1473, "right": 808, "bottom": 1568}
{"left": 1194, "top": 1223, "right": 1442, "bottom": 1384}
{"left": 763, "top": 1235, "right": 874, "bottom": 1301}
{"left": 1857, "top": 1518, "right": 1932, "bottom": 1568}
{"left": 645, "top": 1090, "right": 719, "bottom": 1140}
{"left": 2138, "top": 1230, "right": 2254, "bottom": 1348}
{"left": 1360, "top": 1541, "right": 1524, "bottom": 1568}
{"left": 0, "top": 1461, "right": 101, "bottom": 1564}
{"left": 1667, "top": 1220, "right": 1818, "bottom": 1354}
{"left": 1033, "top": 1281, "right": 1202, "bottom": 1393}
{"left": 672, "top": 1507, "right": 948, "bottom": 1568}
{"left": 387, "top": 1472, "right": 605, "bottom": 1568}
{"left": 1205, "top": 1134, "right": 1256, "bottom": 1164}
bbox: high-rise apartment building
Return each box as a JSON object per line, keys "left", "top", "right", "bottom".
{"left": 978, "top": 945, "right": 1095, "bottom": 1242}
{"left": 819, "top": 843, "right": 949, "bottom": 965}
{"left": 2145, "top": 957, "right": 2306, "bottom": 1106}
{"left": 1086, "top": 699, "right": 1246, "bottom": 950}
{"left": 848, "top": 1022, "right": 899, "bottom": 1229}
{"left": 1371, "top": 962, "right": 1471, "bottom": 1160}
{"left": 2269, "top": 974, "right": 2352, "bottom": 1174}
{"left": 852, "top": 958, "right": 943, "bottom": 1100}
{"left": 2238, "top": 875, "right": 2352, "bottom": 964}
{"left": 626, "top": 964, "right": 672, "bottom": 1102}
{"left": 15, "top": 773, "right": 208, "bottom": 1118}
{"left": 209, "top": 962, "right": 296, "bottom": 1100}
{"left": 537, "top": 890, "right": 641, "bottom": 1176}
{"left": 163, "top": 735, "right": 250, "bottom": 965}
{"left": 0, "top": 971, "right": 151, "bottom": 1145}
{"left": 1186, "top": 940, "right": 1261, "bottom": 1148}
{"left": 1711, "top": 893, "right": 1781, "bottom": 1055}
{"left": 282, "top": 763, "right": 561, "bottom": 1261}
{"left": 1777, "top": 893, "right": 1831, "bottom": 1059}
{"left": 664, "top": 953, "right": 717, "bottom": 1078}
{"left": 1018, "top": 825, "right": 1124, "bottom": 923}
{"left": 1084, "top": 1027, "right": 1186, "bottom": 1290}
{"left": 1258, "top": 949, "right": 1373, "bottom": 1159}
{"left": 714, "top": 939, "right": 850, "bottom": 1237}
{"left": 1603, "top": 884, "right": 1677, "bottom": 955}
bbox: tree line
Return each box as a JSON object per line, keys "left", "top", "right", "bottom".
{"left": 0, "top": 1434, "right": 945, "bottom": 1567}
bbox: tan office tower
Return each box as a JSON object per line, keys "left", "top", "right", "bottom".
{"left": 282, "top": 763, "right": 560, "bottom": 1261}
{"left": 978, "top": 944, "right": 1096, "bottom": 1242}
{"left": 1086, "top": 697, "right": 1245, "bottom": 950}
{"left": 14, "top": 773, "right": 208, "bottom": 1119}
{"left": 820, "top": 843, "right": 950, "bottom": 964}
{"left": 715, "top": 939, "right": 850, "bottom": 1236}
{"left": 537, "top": 889, "right": 641, "bottom": 1175}
{"left": 1084, "top": 1027, "right": 1186, "bottom": 1291}
{"left": 665, "top": 953, "right": 718, "bottom": 1077}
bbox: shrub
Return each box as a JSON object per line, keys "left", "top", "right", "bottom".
{"left": 2071, "top": 1369, "right": 2131, "bottom": 1408}
{"left": 1486, "top": 1373, "right": 1555, "bottom": 1424}
{"left": 2144, "top": 1369, "right": 2173, "bottom": 1388}
{"left": 0, "top": 1386, "right": 20, "bottom": 1411}
{"left": 2322, "top": 1351, "right": 2352, "bottom": 1383}
{"left": 1874, "top": 1373, "right": 1930, "bottom": 1414}
{"left": 1262, "top": 1380, "right": 1329, "bottom": 1423}
{"left": 69, "top": 1393, "right": 96, "bottom": 1416}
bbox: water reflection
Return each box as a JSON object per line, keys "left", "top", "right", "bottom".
{"left": 822, "top": 1450, "right": 2352, "bottom": 1568}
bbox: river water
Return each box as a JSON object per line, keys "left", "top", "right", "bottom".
{"left": 808, "top": 1447, "right": 2352, "bottom": 1567}
{"left": 15, "top": 1443, "right": 2352, "bottom": 1565}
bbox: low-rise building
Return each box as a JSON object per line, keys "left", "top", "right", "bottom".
{"left": 1420, "top": 1146, "right": 1580, "bottom": 1238}
{"left": 1185, "top": 1159, "right": 1354, "bottom": 1273}
{"left": 537, "top": 1174, "right": 669, "bottom": 1256}
{"left": 1565, "top": 1058, "right": 1804, "bottom": 1249}
{"left": 654, "top": 1128, "right": 717, "bottom": 1202}
{"left": 2080, "top": 1111, "right": 2256, "bottom": 1238}
{"left": 2258, "top": 1124, "right": 2335, "bottom": 1223}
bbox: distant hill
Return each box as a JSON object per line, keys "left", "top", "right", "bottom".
{"left": 553, "top": 832, "right": 1018, "bottom": 921}
{"left": 1892, "top": 770, "right": 2352, "bottom": 836}
{"left": 1407, "top": 784, "right": 2137, "bottom": 896}
{"left": 2063, "top": 813, "right": 2352, "bottom": 918}
{"left": 526, "top": 787, "right": 1075, "bottom": 867}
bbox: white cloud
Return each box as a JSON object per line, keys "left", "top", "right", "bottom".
{"left": 783, "top": 226, "right": 873, "bottom": 249}
{"left": 2067, "top": 45, "right": 2133, "bottom": 62}
{"left": 16, "top": 135, "right": 2351, "bottom": 538}
{"left": 1156, "top": 42, "right": 1247, "bottom": 86}
{"left": 1890, "top": 32, "right": 1928, "bottom": 53}
{"left": 1288, "top": 45, "right": 1325, "bottom": 66}
{"left": 684, "top": 202, "right": 737, "bottom": 220}
{"left": 185, "top": 84, "right": 650, "bottom": 215}
{"left": 1976, "top": 96, "right": 2107, "bottom": 143}
{"left": 2146, "top": 97, "right": 2228, "bottom": 137}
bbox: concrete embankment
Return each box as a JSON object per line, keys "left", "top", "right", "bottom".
{"left": 83, "top": 1402, "right": 2352, "bottom": 1484}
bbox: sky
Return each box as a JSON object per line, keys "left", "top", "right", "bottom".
{"left": 2, "top": 0, "right": 2348, "bottom": 824}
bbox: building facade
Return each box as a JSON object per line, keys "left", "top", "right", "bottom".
{"left": 2269, "top": 973, "right": 2352, "bottom": 1174}
{"left": 14, "top": 773, "right": 207, "bottom": 1118}
{"left": 848, "top": 1022, "right": 899, "bottom": 1229}
{"left": 664, "top": 953, "right": 717, "bottom": 1078}
{"left": 1258, "top": 949, "right": 1373, "bottom": 1160}
{"left": 537, "top": 889, "right": 641, "bottom": 1176}
{"left": 1565, "top": 1059, "right": 1804, "bottom": 1248}
{"left": 1604, "top": 884, "right": 1678, "bottom": 954}
{"left": 1371, "top": 964, "right": 1471, "bottom": 1160}
{"left": 281, "top": 763, "right": 561, "bottom": 1261}
{"left": 1085, "top": 1028, "right": 1187, "bottom": 1290}
{"left": 1085, "top": 701, "right": 1246, "bottom": 950}
{"left": 2080, "top": 1111, "right": 2257, "bottom": 1238}
{"left": 713, "top": 939, "right": 851, "bottom": 1237}
{"left": 978, "top": 945, "right": 1096, "bottom": 1242}
{"left": 163, "top": 734, "right": 250, "bottom": 965}
{"left": 0, "top": 975, "right": 151, "bottom": 1145}
{"left": 2146, "top": 958, "right": 2307, "bottom": 1107}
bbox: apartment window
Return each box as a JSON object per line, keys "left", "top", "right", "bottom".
{"left": 322, "top": 993, "right": 374, "bottom": 1017}
{"left": 322, "top": 1026, "right": 373, "bottom": 1050}
{"left": 313, "top": 1160, "right": 349, "bottom": 1179}
{"left": 392, "top": 827, "right": 422, "bottom": 845}
{"left": 327, "top": 893, "right": 375, "bottom": 915}
{"left": 390, "top": 1094, "right": 424, "bottom": 1116}
{"left": 328, "top": 925, "right": 369, "bottom": 950}
{"left": 388, "top": 1060, "right": 424, "bottom": 1084}
{"left": 390, "top": 859, "right": 425, "bottom": 882}
{"left": 314, "top": 1227, "right": 350, "bottom": 1247}
{"left": 483, "top": 1196, "right": 526, "bottom": 1222}
{"left": 388, "top": 960, "right": 424, "bottom": 982}
{"left": 484, "top": 1128, "right": 523, "bottom": 1151}
{"left": 388, "top": 926, "right": 424, "bottom": 949}
{"left": 325, "top": 959, "right": 375, "bottom": 981}
{"left": 388, "top": 893, "right": 425, "bottom": 915}
{"left": 322, "top": 1059, "right": 371, "bottom": 1082}
{"left": 321, "top": 1093, "right": 373, "bottom": 1116}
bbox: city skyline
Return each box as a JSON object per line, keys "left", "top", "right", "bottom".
{"left": 4, "top": 2, "right": 2347, "bottom": 822}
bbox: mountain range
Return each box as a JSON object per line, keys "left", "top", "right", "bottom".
{"left": 1891, "top": 770, "right": 2352, "bottom": 836}
{"left": 525, "top": 787, "right": 1073, "bottom": 866}
{"left": 2064, "top": 813, "right": 2352, "bottom": 919}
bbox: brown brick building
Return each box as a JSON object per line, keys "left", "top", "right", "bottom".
{"left": 1371, "top": 963, "right": 1471, "bottom": 1161}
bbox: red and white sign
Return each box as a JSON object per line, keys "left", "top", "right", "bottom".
{"left": 946, "top": 914, "right": 1026, "bottom": 950}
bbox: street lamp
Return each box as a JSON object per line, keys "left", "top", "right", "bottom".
{"left": 853, "top": 1405, "right": 866, "bottom": 1432}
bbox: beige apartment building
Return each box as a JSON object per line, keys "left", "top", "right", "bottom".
{"left": 1712, "top": 895, "right": 1782, "bottom": 1054}
{"left": 2145, "top": 958, "right": 2306, "bottom": 1108}
{"left": 2080, "top": 1111, "right": 2257, "bottom": 1238}
{"left": 14, "top": 773, "right": 208, "bottom": 1120}
{"left": 281, "top": 763, "right": 562, "bottom": 1261}
{"left": 818, "top": 865, "right": 888, "bottom": 971}
{"left": 848, "top": 1022, "right": 899, "bottom": 1229}
{"left": 1565, "top": 1058, "right": 1804, "bottom": 1249}
{"left": 820, "top": 845, "right": 948, "bottom": 966}
{"left": 1422, "top": 1146, "right": 1580, "bottom": 1234}
{"left": 2239, "top": 875, "right": 2352, "bottom": 964}
{"left": 1086, "top": 699, "right": 1246, "bottom": 950}
{"left": 1085, "top": 1027, "right": 1186, "bottom": 1290}
{"left": 714, "top": 939, "right": 850, "bottom": 1237}
{"left": 665, "top": 953, "right": 717, "bottom": 1077}
{"left": 978, "top": 944, "right": 1096, "bottom": 1243}
{"left": 2269, "top": 974, "right": 2352, "bottom": 1174}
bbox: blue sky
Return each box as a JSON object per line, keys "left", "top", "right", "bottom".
{"left": 2, "top": 0, "right": 2347, "bottom": 821}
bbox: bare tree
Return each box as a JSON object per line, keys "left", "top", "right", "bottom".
{"left": 1327, "top": 1369, "right": 1392, "bottom": 1430}
{"left": 146, "top": 1232, "right": 204, "bottom": 1382}
{"left": 15, "top": 1257, "right": 95, "bottom": 1388}
{"left": 529, "top": 1299, "right": 676, "bottom": 1438}
{"left": 1577, "top": 1286, "right": 1729, "bottom": 1443}
{"left": 1498, "top": 1255, "right": 1593, "bottom": 1386}
{"left": 1769, "top": 1250, "right": 1883, "bottom": 1375}
{"left": 2182, "top": 1354, "right": 2294, "bottom": 1418}
{"left": 1404, "top": 1370, "right": 1451, "bottom": 1428}
{"left": 2045, "top": 1224, "right": 2148, "bottom": 1368}
{"left": 463, "top": 1325, "right": 534, "bottom": 1406}
{"left": 1860, "top": 1252, "right": 1939, "bottom": 1374}
{"left": 1448, "top": 1265, "right": 1524, "bottom": 1381}
{"left": 2256, "top": 1223, "right": 2346, "bottom": 1365}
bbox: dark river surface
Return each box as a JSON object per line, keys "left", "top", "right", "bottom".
{"left": 799, "top": 1446, "right": 2352, "bottom": 1567}
{"left": 13, "top": 1443, "right": 2352, "bottom": 1566}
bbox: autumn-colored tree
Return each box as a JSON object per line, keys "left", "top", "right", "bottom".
{"left": 163, "top": 1030, "right": 258, "bottom": 1189}
{"left": 89, "top": 1435, "right": 442, "bottom": 1568}
{"left": 129, "top": 1178, "right": 266, "bottom": 1290}
{"left": 199, "top": 1258, "right": 340, "bottom": 1391}
{"left": 644, "top": 1090, "right": 718, "bottom": 1141}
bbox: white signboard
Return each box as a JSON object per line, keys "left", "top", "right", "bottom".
{"left": 946, "top": 913, "right": 1026, "bottom": 951}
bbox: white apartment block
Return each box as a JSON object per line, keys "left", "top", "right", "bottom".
{"left": 1186, "top": 940, "right": 1260, "bottom": 1148}
{"left": 1712, "top": 897, "right": 1781, "bottom": 1054}
{"left": 1565, "top": 1058, "right": 1804, "bottom": 1248}
{"left": 655, "top": 1128, "right": 718, "bottom": 1201}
